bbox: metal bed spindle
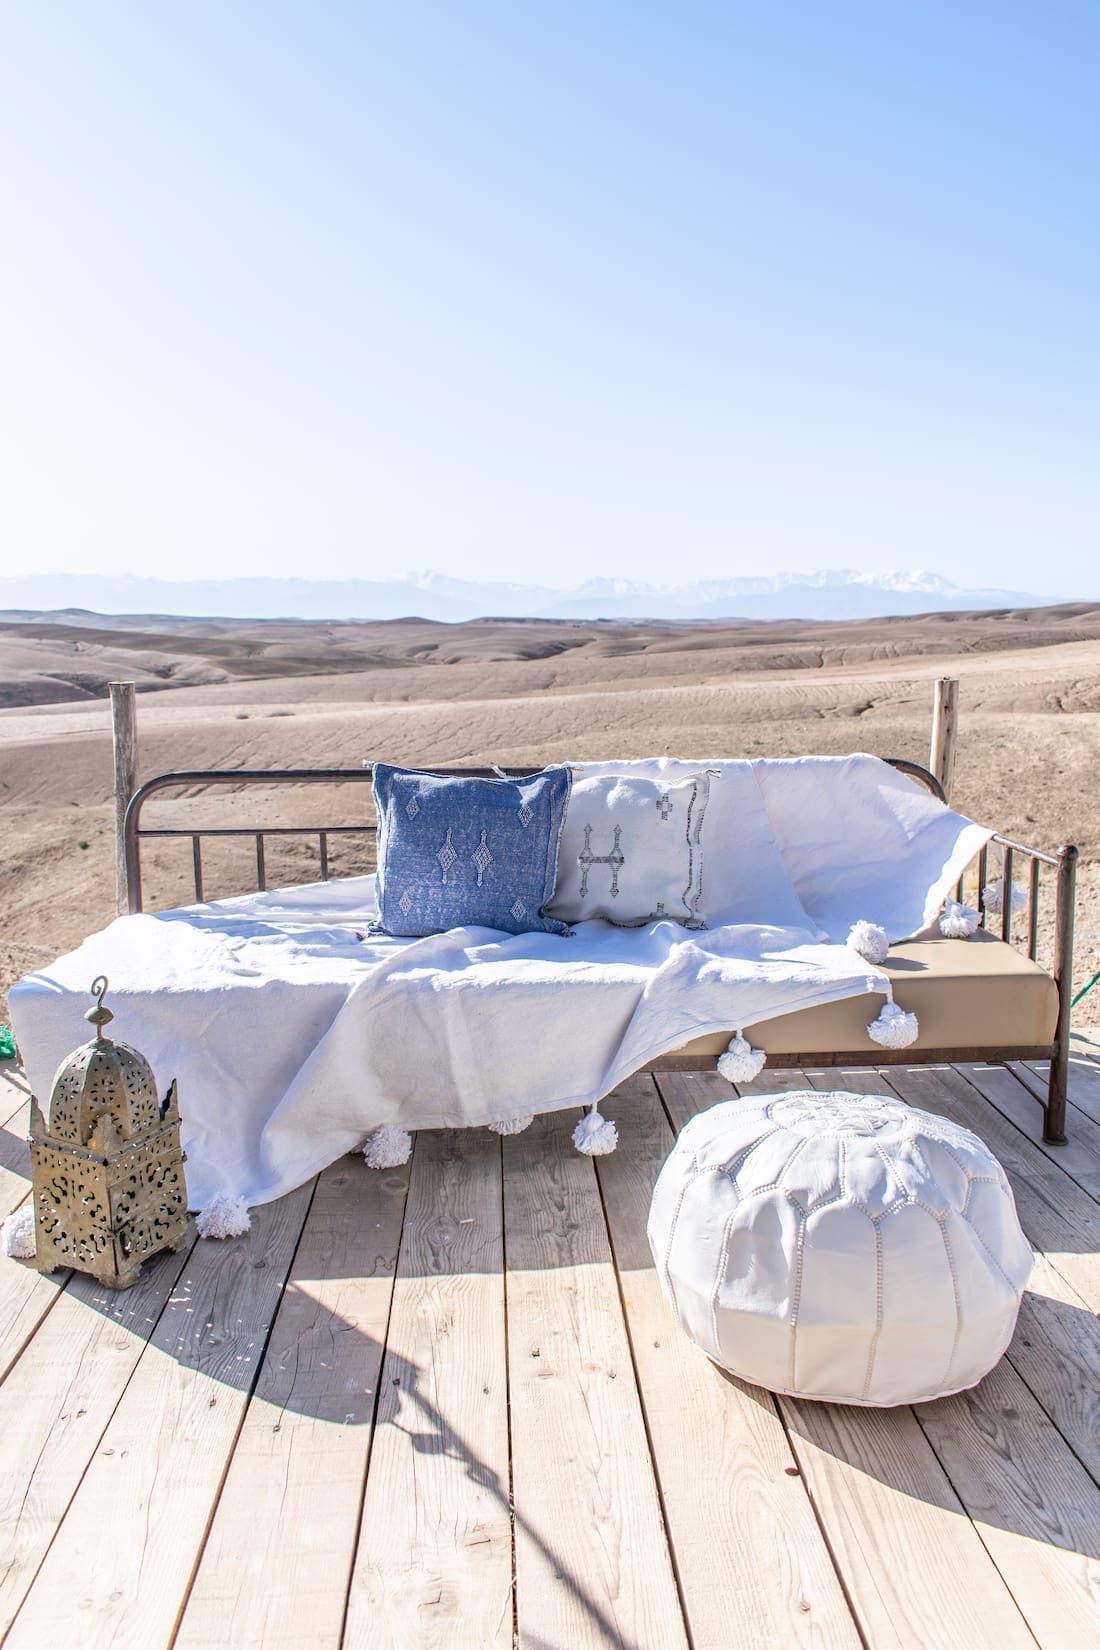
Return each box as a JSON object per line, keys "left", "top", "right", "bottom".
{"left": 1028, "top": 856, "right": 1041, "bottom": 960}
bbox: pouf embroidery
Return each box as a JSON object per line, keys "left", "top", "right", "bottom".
{"left": 647, "top": 1091, "right": 1033, "bottom": 1406}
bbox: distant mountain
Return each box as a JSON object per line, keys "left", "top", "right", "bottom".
{"left": 0, "top": 568, "right": 1064, "bottom": 624}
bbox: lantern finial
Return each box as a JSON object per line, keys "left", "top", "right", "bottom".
{"left": 84, "top": 975, "right": 113, "bottom": 1039}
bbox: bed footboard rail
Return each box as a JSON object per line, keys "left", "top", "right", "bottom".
{"left": 956, "top": 833, "right": 1077, "bottom": 1142}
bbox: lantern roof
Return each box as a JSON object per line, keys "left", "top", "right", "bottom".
{"left": 44, "top": 978, "right": 165, "bottom": 1150}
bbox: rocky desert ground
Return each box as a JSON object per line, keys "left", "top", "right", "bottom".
{"left": 2, "top": 601, "right": 1099, "bottom": 1031}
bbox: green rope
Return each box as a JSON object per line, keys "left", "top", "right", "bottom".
{"left": 0, "top": 1027, "right": 15, "bottom": 1062}
{"left": 1071, "top": 970, "right": 1100, "bottom": 1009}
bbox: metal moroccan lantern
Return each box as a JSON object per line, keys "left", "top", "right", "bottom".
{"left": 28, "top": 977, "right": 188, "bottom": 1289}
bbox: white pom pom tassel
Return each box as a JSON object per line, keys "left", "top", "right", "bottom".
{"left": 983, "top": 878, "right": 1027, "bottom": 917}
{"left": 847, "top": 920, "right": 890, "bottom": 965}
{"left": 196, "top": 1194, "right": 252, "bottom": 1240}
{"left": 939, "top": 899, "right": 980, "bottom": 938}
{"left": 573, "top": 1105, "right": 618, "bottom": 1156}
{"left": 488, "top": 1115, "right": 534, "bottom": 1136}
{"left": 717, "top": 1032, "right": 767, "bottom": 1085}
{"left": 867, "top": 995, "right": 919, "bottom": 1049}
{"left": 363, "top": 1125, "right": 413, "bottom": 1170}
{"left": 1, "top": 1204, "right": 36, "bottom": 1259}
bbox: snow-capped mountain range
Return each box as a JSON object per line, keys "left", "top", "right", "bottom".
{"left": 0, "top": 568, "right": 1061, "bottom": 624}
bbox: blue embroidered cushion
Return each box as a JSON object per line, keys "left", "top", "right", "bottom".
{"left": 371, "top": 764, "right": 574, "bottom": 938}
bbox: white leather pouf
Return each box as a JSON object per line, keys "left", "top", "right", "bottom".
{"left": 648, "top": 1090, "right": 1033, "bottom": 1406}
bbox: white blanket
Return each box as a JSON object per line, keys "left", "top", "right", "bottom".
{"left": 10, "top": 755, "right": 989, "bottom": 1210}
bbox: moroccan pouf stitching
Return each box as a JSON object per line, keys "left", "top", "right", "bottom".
{"left": 647, "top": 1090, "right": 1033, "bottom": 1406}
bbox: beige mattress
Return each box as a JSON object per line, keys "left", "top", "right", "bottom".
{"left": 672, "top": 929, "right": 1059, "bottom": 1057}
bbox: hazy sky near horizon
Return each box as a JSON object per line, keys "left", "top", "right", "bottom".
{"left": 2, "top": 2, "right": 1097, "bottom": 597}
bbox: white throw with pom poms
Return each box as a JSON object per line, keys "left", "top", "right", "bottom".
{"left": 867, "top": 996, "right": 920, "bottom": 1050}
{"left": 717, "top": 1032, "right": 767, "bottom": 1085}
{"left": 363, "top": 1125, "right": 413, "bottom": 1170}
{"left": 983, "top": 878, "right": 1027, "bottom": 917}
{"left": 196, "top": 1194, "right": 252, "bottom": 1240}
{"left": 939, "top": 899, "right": 980, "bottom": 938}
{"left": 847, "top": 920, "right": 890, "bottom": 965}
{"left": 573, "top": 1105, "right": 618, "bottom": 1156}
{"left": 1, "top": 1205, "right": 35, "bottom": 1259}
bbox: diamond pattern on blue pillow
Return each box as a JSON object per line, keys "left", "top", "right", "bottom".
{"left": 372, "top": 764, "right": 573, "bottom": 938}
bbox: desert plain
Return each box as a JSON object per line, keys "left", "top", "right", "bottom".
{"left": 2, "top": 601, "right": 1099, "bottom": 1030}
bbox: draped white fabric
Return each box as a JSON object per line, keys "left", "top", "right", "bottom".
{"left": 11, "top": 755, "right": 990, "bottom": 1210}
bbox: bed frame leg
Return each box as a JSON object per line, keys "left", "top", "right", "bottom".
{"left": 1044, "top": 843, "right": 1077, "bottom": 1145}
{"left": 1045, "top": 1060, "right": 1068, "bottom": 1146}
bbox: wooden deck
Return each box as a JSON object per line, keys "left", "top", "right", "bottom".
{"left": 2, "top": 1043, "right": 1100, "bottom": 1650}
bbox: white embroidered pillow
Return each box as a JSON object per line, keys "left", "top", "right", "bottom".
{"left": 549, "top": 772, "right": 712, "bottom": 927}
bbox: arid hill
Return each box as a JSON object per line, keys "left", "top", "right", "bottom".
{"left": 3, "top": 603, "right": 1099, "bottom": 1026}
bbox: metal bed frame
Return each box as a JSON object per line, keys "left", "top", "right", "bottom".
{"left": 123, "top": 759, "right": 1077, "bottom": 1144}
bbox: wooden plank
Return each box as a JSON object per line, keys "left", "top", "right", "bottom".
{"left": 0, "top": 1242, "right": 195, "bottom": 1638}
{"left": 1007, "top": 1250, "right": 1100, "bottom": 1489}
{"left": 0, "top": 1206, "right": 71, "bottom": 1385}
{"left": 874, "top": 1064, "right": 1100, "bottom": 1312}
{"left": 658, "top": 1069, "right": 1038, "bottom": 1650}
{"left": 503, "top": 1109, "right": 690, "bottom": 1650}
{"left": 175, "top": 1155, "right": 409, "bottom": 1650}
{"left": 958, "top": 1061, "right": 1100, "bottom": 1202}
{"left": 916, "top": 1357, "right": 1100, "bottom": 1648}
{"left": 0, "top": 1067, "right": 32, "bottom": 1110}
{"left": 595, "top": 1074, "right": 863, "bottom": 1650}
{"left": 781, "top": 1397, "right": 1037, "bottom": 1650}
{"left": 0, "top": 1082, "right": 31, "bottom": 1213}
{"left": 0, "top": 1081, "right": 69, "bottom": 1380}
{"left": 343, "top": 1129, "right": 513, "bottom": 1650}
{"left": 1021, "top": 1053, "right": 1100, "bottom": 1129}
{"left": 804, "top": 1070, "right": 1100, "bottom": 1518}
{"left": 4, "top": 1185, "right": 313, "bottom": 1650}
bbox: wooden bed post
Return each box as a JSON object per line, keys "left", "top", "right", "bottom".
{"left": 929, "top": 677, "right": 958, "bottom": 801}
{"left": 110, "top": 682, "right": 137, "bottom": 916}
{"left": 1046, "top": 842, "right": 1078, "bottom": 1144}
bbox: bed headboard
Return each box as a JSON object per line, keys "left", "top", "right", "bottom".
{"left": 122, "top": 757, "right": 947, "bottom": 916}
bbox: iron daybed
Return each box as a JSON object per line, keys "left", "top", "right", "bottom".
{"left": 121, "top": 759, "right": 1077, "bottom": 1144}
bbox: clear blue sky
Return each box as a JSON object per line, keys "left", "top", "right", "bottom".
{"left": 2, "top": 1, "right": 1097, "bottom": 595}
